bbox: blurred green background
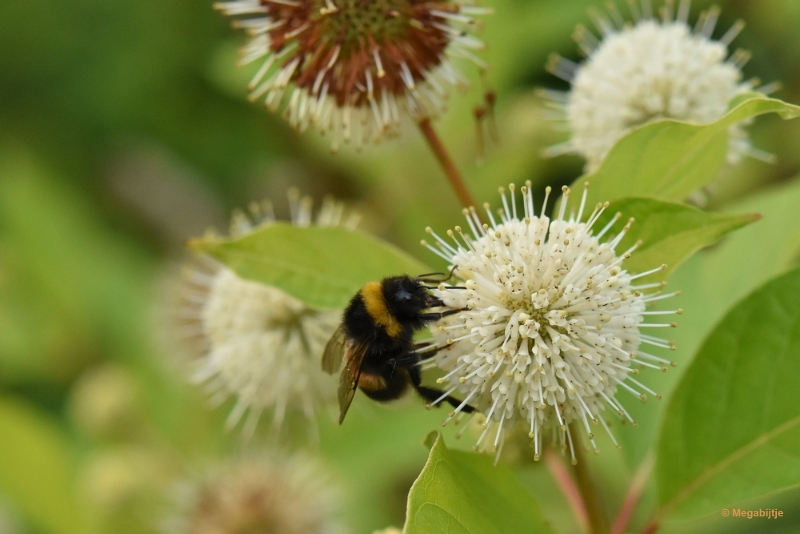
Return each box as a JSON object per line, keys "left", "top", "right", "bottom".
{"left": 2, "top": 0, "right": 800, "bottom": 533}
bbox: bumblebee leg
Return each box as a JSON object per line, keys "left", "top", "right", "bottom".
{"left": 392, "top": 344, "right": 442, "bottom": 363}
{"left": 415, "top": 345, "right": 442, "bottom": 361}
{"left": 407, "top": 365, "right": 475, "bottom": 413}
{"left": 417, "top": 385, "right": 476, "bottom": 413}
{"left": 418, "top": 307, "right": 466, "bottom": 321}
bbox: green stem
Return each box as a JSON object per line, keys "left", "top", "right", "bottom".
{"left": 417, "top": 117, "right": 478, "bottom": 210}
{"left": 571, "top": 426, "right": 608, "bottom": 534}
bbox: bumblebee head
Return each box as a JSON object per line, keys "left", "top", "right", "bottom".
{"left": 382, "top": 276, "right": 432, "bottom": 321}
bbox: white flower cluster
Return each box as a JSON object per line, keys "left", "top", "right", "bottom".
{"left": 421, "top": 184, "right": 679, "bottom": 461}
{"left": 180, "top": 192, "right": 358, "bottom": 437}
{"left": 544, "top": 1, "right": 773, "bottom": 172}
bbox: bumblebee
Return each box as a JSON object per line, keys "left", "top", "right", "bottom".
{"left": 322, "top": 274, "right": 475, "bottom": 424}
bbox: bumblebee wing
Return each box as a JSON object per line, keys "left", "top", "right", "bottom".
{"left": 321, "top": 324, "right": 347, "bottom": 374}
{"left": 337, "top": 339, "right": 369, "bottom": 425}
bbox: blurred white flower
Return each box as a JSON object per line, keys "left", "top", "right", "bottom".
{"left": 543, "top": 0, "right": 776, "bottom": 172}
{"left": 179, "top": 191, "right": 358, "bottom": 437}
{"left": 68, "top": 363, "right": 142, "bottom": 440}
{"left": 80, "top": 447, "right": 167, "bottom": 512}
{"left": 165, "top": 455, "right": 344, "bottom": 534}
{"left": 421, "top": 184, "right": 680, "bottom": 462}
{"left": 215, "top": 0, "right": 491, "bottom": 150}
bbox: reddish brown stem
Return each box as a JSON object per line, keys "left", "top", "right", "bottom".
{"left": 417, "top": 117, "right": 478, "bottom": 210}
{"left": 545, "top": 449, "right": 590, "bottom": 534}
{"left": 610, "top": 454, "right": 654, "bottom": 534}
{"left": 640, "top": 521, "right": 659, "bottom": 534}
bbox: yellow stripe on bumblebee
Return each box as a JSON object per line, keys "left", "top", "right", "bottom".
{"left": 361, "top": 281, "right": 403, "bottom": 339}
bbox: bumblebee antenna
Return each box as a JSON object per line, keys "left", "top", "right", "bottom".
{"left": 418, "top": 265, "right": 459, "bottom": 284}
{"left": 417, "top": 271, "right": 445, "bottom": 278}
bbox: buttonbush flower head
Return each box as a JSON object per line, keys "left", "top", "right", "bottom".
{"left": 165, "top": 455, "right": 344, "bottom": 534}
{"left": 215, "top": 0, "right": 491, "bottom": 150}
{"left": 543, "top": 0, "right": 775, "bottom": 172}
{"left": 420, "top": 184, "right": 680, "bottom": 462}
{"left": 179, "top": 191, "right": 358, "bottom": 437}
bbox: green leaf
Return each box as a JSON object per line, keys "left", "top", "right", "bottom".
{"left": 405, "top": 433, "right": 554, "bottom": 534}
{"left": 0, "top": 396, "right": 99, "bottom": 534}
{"left": 665, "top": 177, "right": 800, "bottom": 365}
{"left": 592, "top": 197, "right": 758, "bottom": 281}
{"left": 570, "top": 94, "right": 800, "bottom": 204}
{"left": 190, "top": 223, "right": 430, "bottom": 310}
{"left": 655, "top": 268, "right": 800, "bottom": 521}
{"left": 610, "top": 178, "right": 800, "bottom": 470}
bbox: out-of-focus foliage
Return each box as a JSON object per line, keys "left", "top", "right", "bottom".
{"left": 2, "top": 0, "right": 800, "bottom": 533}
{"left": 0, "top": 397, "right": 99, "bottom": 534}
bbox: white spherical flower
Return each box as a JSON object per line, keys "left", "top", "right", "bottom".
{"left": 165, "top": 455, "right": 345, "bottom": 534}
{"left": 543, "top": 1, "right": 775, "bottom": 172}
{"left": 215, "top": 0, "right": 491, "bottom": 150}
{"left": 420, "top": 184, "right": 680, "bottom": 462}
{"left": 180, "top": 191, "right": 358, "bottom": 437}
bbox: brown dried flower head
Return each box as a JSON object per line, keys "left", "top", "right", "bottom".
{"left": 216, "top": 0, "right": 491, "bottom": 149}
